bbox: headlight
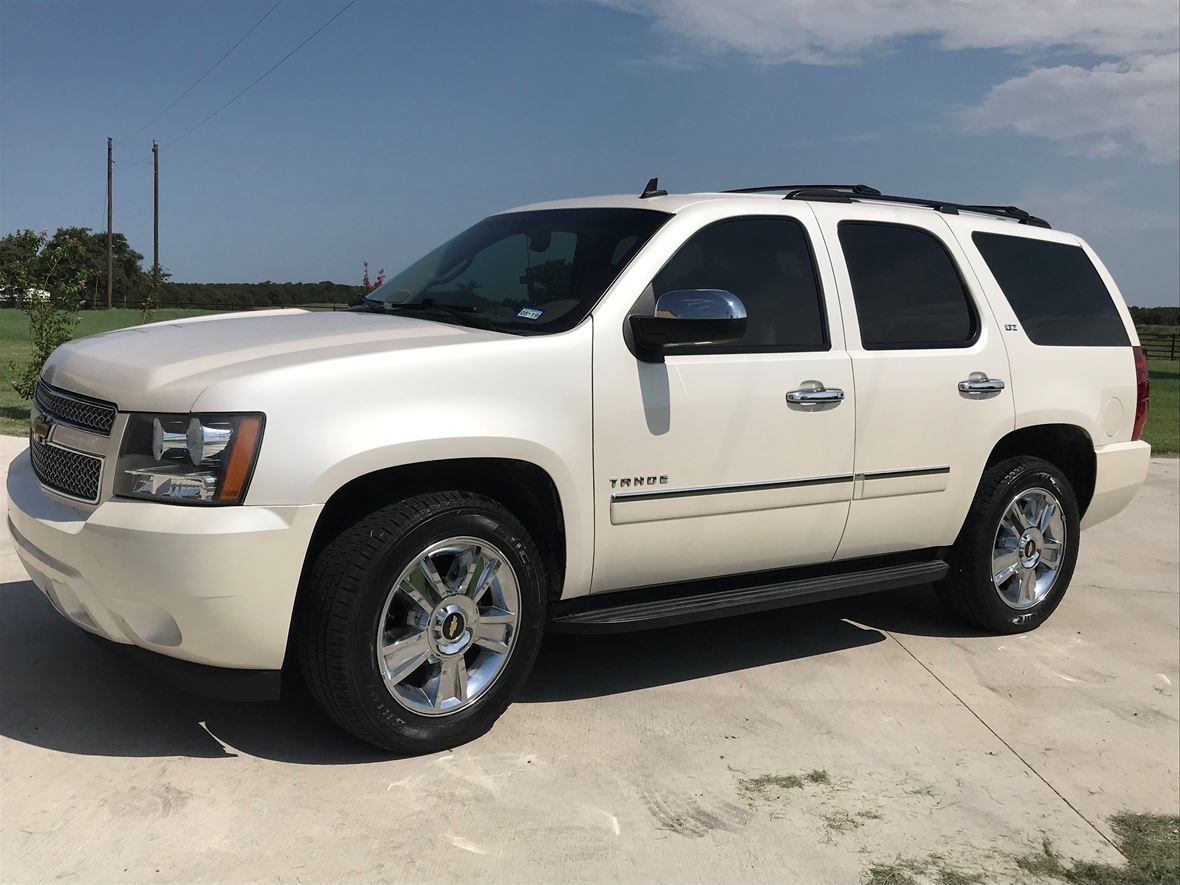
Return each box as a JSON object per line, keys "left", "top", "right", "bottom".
{"left": 115, "top": 413, "right": 264, "bottom": 504}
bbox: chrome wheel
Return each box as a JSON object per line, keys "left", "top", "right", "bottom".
{"left": 991, "top": 487, "right": 1067, "bottom": 610}
{"left": 376, "top": 537, "right": 520, "bottom": 717}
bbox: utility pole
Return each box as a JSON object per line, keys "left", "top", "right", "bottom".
{"left": 152, "top": 141, "right": 159, "bottom": 274}
{"left": 106, "top": 137, "right": 113, "bottom": 309}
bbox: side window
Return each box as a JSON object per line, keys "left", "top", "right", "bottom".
{"left": 838, "top": 222, "right": 977, "bottom": 350}
{"left": 652, "top": 216, "right": 828, "bottom": 352}
{"left": 972, "top": 233, "right": 1129, "bottom": 347}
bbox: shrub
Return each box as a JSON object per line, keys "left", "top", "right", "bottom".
{"left": 0, "top": 229, "right": 87, "bottom": 397}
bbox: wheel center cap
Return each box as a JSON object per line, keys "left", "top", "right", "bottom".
{"left": 431, "top": 599, "right": 475, "bottom": 656}
{"left": 1018, "top": 530, "right": 1043, "bottom": 568}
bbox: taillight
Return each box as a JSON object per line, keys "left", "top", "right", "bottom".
{"left": 1132, "top": 345, "right": 1150, "bottom": 441}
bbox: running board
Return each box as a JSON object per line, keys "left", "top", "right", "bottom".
{"left": 549, "top": 559, "right": 948, "bottom": 633}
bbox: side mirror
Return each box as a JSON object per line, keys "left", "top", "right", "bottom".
{"left": 629, "top": 289, "right": 747, "bottom": 361}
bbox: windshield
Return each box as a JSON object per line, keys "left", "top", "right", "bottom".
{"left": 364, "top": 208, "right": 670, "bottom": 333}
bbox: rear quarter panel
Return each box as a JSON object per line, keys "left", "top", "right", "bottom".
{"left": 946, "top": 218, "right": 1139, "bottom": 447}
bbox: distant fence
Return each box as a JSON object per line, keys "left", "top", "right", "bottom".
{"left": 1139, "top": 331, "right": 1178, "bottom": 361}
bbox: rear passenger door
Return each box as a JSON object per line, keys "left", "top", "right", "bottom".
{"left": 809, "top": 205, "right": 1015, "bottom": 560}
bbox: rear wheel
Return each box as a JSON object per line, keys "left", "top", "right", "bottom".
{"left": 298, "top": 492, "right": 547, "bottom": 753}
{"left": 937, "top": 456, "right": 1080, "bottom": 633}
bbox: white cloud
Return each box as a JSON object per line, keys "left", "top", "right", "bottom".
{"left": 600, "top": 0, "right": 1177, "bottom": 63}
{"left": 959, "top": 53, "right": 1179, "bottom": 163}
{"left": 597, "top": 0, "right": 1180, "bottom": 162}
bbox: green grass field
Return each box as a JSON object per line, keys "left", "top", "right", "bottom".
{"left": 1, "top": 311, "right": 1178, "bottom": 454}
{"left": 1145, "top": 358, "right": 1179, "bottom": 454}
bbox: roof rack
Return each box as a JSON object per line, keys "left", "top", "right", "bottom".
{"left": 768, "top": 184, "right": 1051, "bottom": 228}
{"left": 724, "top": 183, "right": 882, "bottom": 195}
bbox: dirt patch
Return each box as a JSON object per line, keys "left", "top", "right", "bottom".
{"left": 737, "top": 768, "right": 830, "bottom": 800}
{"left": 639, "top": 781, "right": 752, "bottom": 838}
{"left": 865, "top": 813, "right": 1178, "bottom": 885}
{"left": 822, "top": 808, "right": 882, "bottom": 835}
{"left": 863, "top": 856, "right": 984, "bottom": 885}
{"left": 1014, "top": 813, "right": 1179, "bottom": 884}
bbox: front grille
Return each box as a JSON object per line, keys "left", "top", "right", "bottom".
{"left": 33, "top": 381, "right": 117, "bottom": 436}
{"left": 30, "top": 438, "right": 103, "bottom": 503}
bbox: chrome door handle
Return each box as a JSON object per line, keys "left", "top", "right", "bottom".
{"left": 786, "top": 386, "right": 845, "bottom": 405}
{"left": 958, "top": 377, "right": 1005, "bottom": 394}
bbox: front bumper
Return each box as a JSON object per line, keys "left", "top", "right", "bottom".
{"left": 1082, "top": 439, "right": 1152, "bottom": 529}
{"left": 7, "top": 449, "right": 322, "bottom": 672}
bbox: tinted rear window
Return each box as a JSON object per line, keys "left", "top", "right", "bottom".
{"left": 972, "top": 233, "right": 1129, "bottom": 347}
{"left": 838, "top": 222, "right": 977, "bottom": 350}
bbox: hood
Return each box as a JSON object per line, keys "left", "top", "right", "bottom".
{"left": 42, "top": 308, "right": 503, "bottom": 412}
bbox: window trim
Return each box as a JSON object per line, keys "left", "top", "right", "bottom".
{"left": 837, "top": 220, "right": 981, "bottom": 352}
{"left": 643, "top": 214, "right": 832, "bottom": 356}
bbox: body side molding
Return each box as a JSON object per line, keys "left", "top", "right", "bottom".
{"left": 610, "top": 472, "right": 853, "bottom": 503}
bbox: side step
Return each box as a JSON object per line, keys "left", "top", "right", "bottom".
{"left": 549, "top": 559, "right": 948, "bottom": 633}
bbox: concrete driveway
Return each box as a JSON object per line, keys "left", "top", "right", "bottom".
{"left": 1, "top": 434, "right": 1176, "bottom": 884}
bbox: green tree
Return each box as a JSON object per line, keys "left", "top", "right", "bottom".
{"left": 0, "top": 229, "right": 88, "bottom": 397}
{"left": 39, "top": 227, "right": 148, "bottom": 308}
{"left": 0, "top": 229, "right": 45, "bottom": 304}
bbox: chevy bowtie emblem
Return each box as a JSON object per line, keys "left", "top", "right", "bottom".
{"left": 31, "top": 414, "right": 53, "bottom": 445}
{"left": 442, "top": 611, "right": 463, "bottom": 639}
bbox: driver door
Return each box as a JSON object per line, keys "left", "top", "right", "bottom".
{"left": 590, "top": 210, "right": 856, "bottom": 593}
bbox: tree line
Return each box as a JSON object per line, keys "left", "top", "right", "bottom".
{"left": 163, "top": 280, "right": 364, "bottom": 309}
{"left": 1129, "top": 306, "right": 1179, "bottom": 328}
{"left": 0, "top": 226, "right": 364, "bottom": 309}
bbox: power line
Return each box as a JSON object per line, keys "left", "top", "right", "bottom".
{"left": 114, "top": 147, "right": 153, "bottom": 170}
{"left": 165, "top": 0, "right": 359, "bottom": 149}
{"left": 119, "top": 0, "right": 284, "bottom": 143}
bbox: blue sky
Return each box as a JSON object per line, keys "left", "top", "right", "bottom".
{"left": 1, "top": 0, "right": 1177, "bottom": 305}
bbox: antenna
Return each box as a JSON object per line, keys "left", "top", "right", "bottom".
{"left": 639, "top": 177, "right": 667, "bottom": 199}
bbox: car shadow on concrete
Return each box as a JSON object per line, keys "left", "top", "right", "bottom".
{"left": 520, "top": 583, "right": 984, "bottom": 703}
{"left": 0, "top": 578, "right": 975, "bottom": 764}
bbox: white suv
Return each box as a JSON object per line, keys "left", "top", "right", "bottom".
{"left": 7, "top": 182, "right": 1152, "bottom": 752}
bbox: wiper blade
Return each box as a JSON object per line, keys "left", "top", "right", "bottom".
{"left": 377, "top": 301, "right": 497, "bottom": 331}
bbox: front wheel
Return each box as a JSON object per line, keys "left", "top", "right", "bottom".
{"left": 936, "top": 456, "right": 1080, "bottom": 634}
{"left": 298, "top": 491, "right": 547, "bottom": 753}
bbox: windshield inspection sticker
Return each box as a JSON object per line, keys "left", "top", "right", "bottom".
{"left": 516, "top": 307, "right": 544, "bottom": 320}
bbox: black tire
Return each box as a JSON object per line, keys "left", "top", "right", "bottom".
{"left": 936, "top": 456, "right": 1080, "bottom": 634}
{"left": 297, "top": 491, "right": 547, "bottom": 754}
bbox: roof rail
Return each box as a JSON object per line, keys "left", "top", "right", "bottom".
{"left": 724, "top": 183, "right": 881, "bottom": 195}
{"left": 781, "top": 186, "right": 1051, "bottom": 228}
